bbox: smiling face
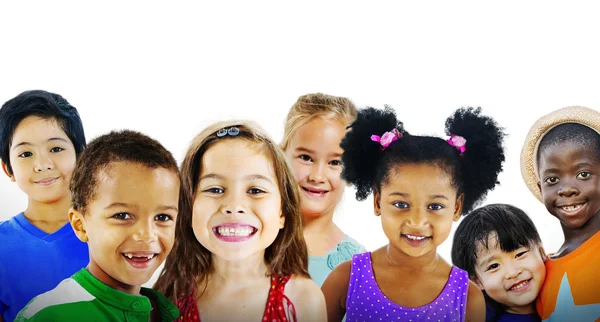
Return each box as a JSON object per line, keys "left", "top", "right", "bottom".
{"left": 192, "top": 140, "right": 285, "bottom": 262}
{"left": 70, "top": 161, "right": 180, "bottom": 294}
{"left": 474, "top": 235, "right": 546, "bottom": 314}
{"left": 283, "top": 118, "right": 347, "bottom": 218}
{"left": 374, "top": 163, "right": 462, "bottom": 258}
{"left": 3, "top": 116, "right": 76, "bottom": 204}
{"left": 538, "top": 141, "right": 600, "bottom": 229}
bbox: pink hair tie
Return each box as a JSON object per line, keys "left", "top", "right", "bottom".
{"left": 447, "top": 134, "right": 466, "bottom": 154}
{"left": 371, "top": 128, "right": 403, "bottom": 150}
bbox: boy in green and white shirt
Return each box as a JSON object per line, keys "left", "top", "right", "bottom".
{"left": 15, "top": 130, "right": 182, "bottom": 322}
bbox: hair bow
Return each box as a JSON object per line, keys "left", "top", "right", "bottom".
{"left": 447, "top": 134, "right": 466, "bottom": 154}
{"left": 371, "top": 128, "right": 402, "bottom": 150}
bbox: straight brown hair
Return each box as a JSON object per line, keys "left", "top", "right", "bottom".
{"left": 154, "top": 120, "right": 308, "bottom": 302}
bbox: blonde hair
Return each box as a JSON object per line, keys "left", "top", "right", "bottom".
{"left": 154, "top": 120, "right": 308, "bottom": 302}
{"left": 281, "top": 93, "right": 357, "bottom": 151}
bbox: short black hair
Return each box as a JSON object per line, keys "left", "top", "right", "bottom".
{"left": 451, "top": 203, "right": 542, "bottom": 279}
{"left": 70, "top": 130, "right": 180, "bottom": 214}
{"left": 451, "top": 203, "right": 542, "bottom": 321}
{"left": 0, "top": 90, "right": 86, "bottom": 175}
{"left": 340, "top": 106, "right": 505, "bottom": 214}
{"left": 537, "top": 123, "right": 600, "bottom": 165}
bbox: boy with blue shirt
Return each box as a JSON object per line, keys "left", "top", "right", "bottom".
{"left": 0, "top": 90, "right": 89, "bottom": 322}
{"left": 15, "top": 130, "right": 181, "bottom": 321}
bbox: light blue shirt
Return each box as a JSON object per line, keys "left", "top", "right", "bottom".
{"left": 308, "top": 235, "right": 365, "bottom": 287}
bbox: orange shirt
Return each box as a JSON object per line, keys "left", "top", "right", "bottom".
{"left": 536, "top": 231, "right": 600, "bottom": 321}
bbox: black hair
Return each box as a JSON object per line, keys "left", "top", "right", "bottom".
{"left": 340, "top": 106, "right": 505, "bottom": 215}
{"left": 0, "top": 90, "right": 86, "bottom": 175}
{"left": 451, "top": 203, "right": 542, "bottom": 321}
{"left": 70, "top": 130, "right": 180, "bottom": 214}
{"left": 537, "top": 123, "right": 600, "bottom": 165}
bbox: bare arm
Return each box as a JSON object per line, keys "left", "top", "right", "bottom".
{"left": 287, "top": 276, "right": 327, "bottom": 322}
{"left": 466, "top": 280, "right": 486, "bottom": 322}
{"left": 321, "top": 260, "right": 352, "bottom": 322}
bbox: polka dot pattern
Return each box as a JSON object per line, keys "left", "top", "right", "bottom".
{"left": 175, "top": 274, "right": 297, "bottom": 322}
{"left": 345, "top": 253, "right": 469, "bottom": 322}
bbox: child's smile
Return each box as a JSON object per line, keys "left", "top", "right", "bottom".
{"left": 538, "top": 142, "right": 600, "bottom": 229}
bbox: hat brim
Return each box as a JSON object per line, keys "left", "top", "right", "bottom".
{"left": 520, "top": 106, "right": 600, "bottom": 202}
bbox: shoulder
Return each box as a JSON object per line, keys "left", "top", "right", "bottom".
{"left": 0, "top": 215, "right": 21, "bottom": 235}
{"left": 465, "top": 280, "right": 486, "bottom": 322}
{"left": 17, "top": 277, "right": 94, "bottom": 320}
{"left": 286, "top": 275, "right": 326, "bottom": 322}
{"left": 141, "top": 287, "right": 180, "bottom": 321}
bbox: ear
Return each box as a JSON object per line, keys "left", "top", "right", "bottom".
{"left": 453, "top": 193, "right": 464, "bottom": 222}
{"left": 279, "top": 211, "right": 285, "bottom": 229}
{"left": 373, "top": 188, "right": 382, "bottom": 216}
{"left": 2, "top": 161, "right": 15, "bottom": 182}
{"left": 69, "top": 208, "right": 89, "bottom": 242}
{"left": 538, "top": 245, "right": 548, "bottom": 261}
{"left": 537, "top": 181, "right": 542, "bottom": 194}
{"left": 473, "top": 277, "right": 485, "bottom": 291}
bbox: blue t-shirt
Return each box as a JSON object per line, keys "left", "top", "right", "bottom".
{"left": 486, "top": 302, "right": 541, "bottom": 322}
{"left": 0, "top": 213, "right": 89, "bottom": 322}
{"left": 308, "top": 235, "right": 365, "bottom": 287}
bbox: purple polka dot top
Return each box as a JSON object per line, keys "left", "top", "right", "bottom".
{"left": 345, "top": 252, "right": 469, "bottom": 322}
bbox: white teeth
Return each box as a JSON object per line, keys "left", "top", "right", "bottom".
{"left": 406, "top": 234, "right": 427, "bottom": 240}
{"left": 217, "top": 226, "right": 254, "bottom": 237}
{"left": 124, "top": 253, "right": 154, "bottom": 259}
{"left": 510, "top": 280, "right": 529, "bottom": 290}
{"left": 561, "top": 204, "right": 583, "bottom": 212}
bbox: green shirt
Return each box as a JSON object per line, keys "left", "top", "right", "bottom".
{"left": 15, "top": 268, "right": 179, "bottom": 322}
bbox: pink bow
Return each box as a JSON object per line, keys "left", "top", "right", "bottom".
{"left": 447, "top": 134, "right": 466, "bottom": 154}
{"left": 371, "top": 128, "right": 403, "bottom": 149}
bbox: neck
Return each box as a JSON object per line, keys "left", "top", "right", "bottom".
{"left": 210, "top": 252, "right": 269, "bottom": 286}
{"left": 506, "top": 302, "right": 536, "bottom": 315}
{"left": 302, "top": 210, "right": 336, "bottom": 236}
{"left": 560, "top": 210, "right": 600, "bottom": 256}
{"left": 385, "top": 243, "right": 441, "bottom": 273}
{"left": 87, "top": 262, "right": 142, "bottom": 295}
{"left": 24, "top": 195, "right": 71, "bottom": 224}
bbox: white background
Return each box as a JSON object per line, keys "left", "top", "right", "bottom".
{"left": 1, "top": 1, "right": 599, "bottom": 287}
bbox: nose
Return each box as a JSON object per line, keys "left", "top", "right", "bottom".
{"left": 558, "top": 180, "right": 580, "bottom": 198}
{"left": 132, "top": 220, "right": 158, "bottom": 243}
{"left": 34, "top": 151, "right": 54, "bottom": 172}
{"left": 220, "top": 190, "right": 247, "bottom": 216}
{"left": 505, "top": 261, "right": 522, "bottom": 279}
{"left": 406, "top": 208, "right": 429, "bottom": 228}
{"left": 308, "top": 162, "right": 326, "bottom": 183}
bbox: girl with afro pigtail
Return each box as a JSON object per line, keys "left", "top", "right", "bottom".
{"left": 321, "top": 106, "right": 505, "bottom": 322}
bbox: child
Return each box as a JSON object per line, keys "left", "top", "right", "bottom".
{"left": 0, "top": 90, "right": 88, "bottom": 322}
{"left": 154, "top": 121, "right": 326, "bottom": 321}
{"left": 322, "top": 106, "right": 506, "bottom": 322}
{"left": 281, "top": 93, "right": 366, "bottom": 287}
{"left": 15, "top": 130, "right": 181, "bottom": 321}
{"left": 520, "top": 106, "right": 600, "bottom": 321}
{"left": 451, "top": 203, "right": 547, "bottom": 322}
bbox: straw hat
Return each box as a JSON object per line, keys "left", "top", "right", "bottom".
{"left": 520, "top": 106, "right": 600, "bottom": 202}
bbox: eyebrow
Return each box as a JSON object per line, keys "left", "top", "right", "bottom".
{"left": 199, "top": 173, "right": 274, "bottom": 184}
{"left": 388, "top": 192, "right": 448, "bottom": 200}
{"left": 11, "top": 137, "right": 70, "bottom": 150}
{"left": 105, "top": 202, "right": 178, "bottom": 212}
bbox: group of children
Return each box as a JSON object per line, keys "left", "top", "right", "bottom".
{"left": 0, "top": 90, "right": 598, "bottom": 322}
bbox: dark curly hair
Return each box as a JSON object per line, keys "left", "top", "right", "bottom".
{"left": 340, "top": 106, "right": 505, "bottom": 215}
{"left": 537, "top": 123, "right": 600, "bottom": 166}
{"left": 70, "top": 130, "right": 179, "bottom": 214}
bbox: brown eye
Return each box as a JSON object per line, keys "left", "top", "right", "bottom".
{"left": 577, "top": 171, "right": 592, "bottom": 180}
{"left": 299, "top": 154, "right": 312, "bottom": 162}
{"left": 544, "top": 177, "right": 559, "bottom": 185}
